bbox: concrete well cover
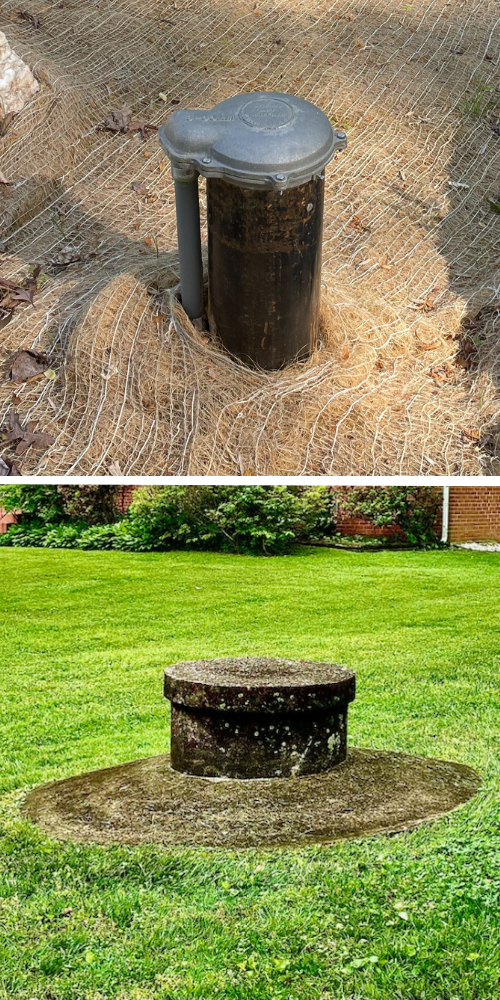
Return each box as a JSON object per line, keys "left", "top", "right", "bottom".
{"left": 163, "top": 656, "right": 356, "bottom": 713}
{"left": 23, "top": 749, "right": 480, "bottom": 849}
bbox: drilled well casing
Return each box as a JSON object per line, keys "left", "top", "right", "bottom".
{"left": 207, "top": 175, "right": 324, "bottom": 370}
{"left": 170, "top": 704, "right": 348, "bottom": 779}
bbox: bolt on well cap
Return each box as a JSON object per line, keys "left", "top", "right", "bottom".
{"left": 158, "top": 91, "right": 347, "bottom": 190}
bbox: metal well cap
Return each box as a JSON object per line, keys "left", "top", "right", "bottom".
{"left": 158, "top": 91, "right": 347, "bottom": 190}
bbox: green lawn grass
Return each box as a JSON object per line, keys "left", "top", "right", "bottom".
{"left": 1, "top": 546, "right": 499, "bottom": 1000}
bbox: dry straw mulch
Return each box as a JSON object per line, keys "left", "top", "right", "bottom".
{"left": 1, "top": 0, "right": 500, "bottom": 474}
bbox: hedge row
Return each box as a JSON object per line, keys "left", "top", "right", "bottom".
{"left": 0, "top": 486, "right": 334, "bottom": 556}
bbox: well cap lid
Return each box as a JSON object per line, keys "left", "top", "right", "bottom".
{"left": 158, "top": 91, "right": 347, "bottom": 190}
{"left": 164, "top": 656, "right": 356, "bottom": 713}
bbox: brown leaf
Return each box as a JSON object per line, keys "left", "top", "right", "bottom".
{"left": 129, "top": 120, "right": 158, "bottom": 141}
{"left": 0, "top": 112, "right": 16, "bottom": 139}
{"left": 102, "top": 106, "right": 132, "bottom": 132}
{"left": 143, "top": 237, "right": 153, "bottom": 247}
{"left": 24, "top": 264, "right": 41, "bottom": 292}
{"left": 0, "top": 276, "right": 19, "bottom": 292}
{"left": 6, "top": 349, "right": 50, "bottom": 382}
{"left": 10, "top": 288, "right": 35, "bottom": 305}
{"left": 10, "top": 415, "right": 54, "bottom": 454}
{"left": 463, "top": 428, "right": 480, "bottom": 442}
{"left": 349, "top": 215, "right": 371, "bottom": 233}
{"left": 417, "top": 340, "right": 441, "bottom": 350}
{"left": 410, "top": 298, "right": 436, "bottom": 312}
{"left": 153, "top": 313, "right": 164, "bottom": 325}
{"left": 208, "top": 367, "right": 217, "bottom": 379}
{"left": 101, "top": 108, "right": 157, "bottom": 141}
{"left": 15, "top": 439, "right": 31, "bottom": 455}
{"left": 430, "top": 369, "right": 449, "bottom": 384}
{"left": 18, "top": 10, "right": 41, "bottom": 27}
{"left": 0, "top": 312, "right": 13, "bottom": 331}
{"left": 131, "top": 181, "right": 150, "bottom": 198}
{"left": 0, "top": 454, "right": 21, "bottom": 476}
{"left": 2, "top": 411, "right": 24, "bottom": 444}
{"left": 0, "top": 266, "right": 41, "bottom": 310}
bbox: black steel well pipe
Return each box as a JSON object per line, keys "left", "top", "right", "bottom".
{"left": 207, "top": 175, "right": 324, "bottom": 369}
{"left": 159, "top": 92, "right": 347, "bottom": 367}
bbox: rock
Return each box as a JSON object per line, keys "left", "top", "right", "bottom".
{"left": 0, "top": 31, "right": 39, "bottom": 116}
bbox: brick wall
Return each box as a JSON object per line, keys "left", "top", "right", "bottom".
{"left": 335, "top": 511, "right": 405, "bottom": 538}
{"left": 337, "top": 488, "right": 500, "bottom": 543}
{"left": 0, "top": 510, "right": 18, "bottom": 533}
{"left": 448, "top": 487, "right": 500, "bottom": 542}
{"left": 116, "top": 485, "right": 138, "bottom": 512}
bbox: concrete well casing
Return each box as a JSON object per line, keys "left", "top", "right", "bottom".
{"left": 164, "top": 657, "right": 355, "bottom": 780}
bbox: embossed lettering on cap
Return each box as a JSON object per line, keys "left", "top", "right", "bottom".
{"left": 239, "top": 97, "right": 294, "bottom": 129}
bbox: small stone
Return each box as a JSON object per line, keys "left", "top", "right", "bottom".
{"left": 0, "top": 31, "right": 39, "bottom": 115}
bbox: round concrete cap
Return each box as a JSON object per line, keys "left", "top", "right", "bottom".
{"left": 163, "top": 657, "right": 355, "bottom": 714}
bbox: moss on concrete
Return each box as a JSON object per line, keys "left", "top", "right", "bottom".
{"left": 22, "top": 748, "right": 480, "bottom": 850}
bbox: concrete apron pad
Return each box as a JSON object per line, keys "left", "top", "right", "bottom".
{"left": 22, "top": 749, "right": 480, "bottom": 850}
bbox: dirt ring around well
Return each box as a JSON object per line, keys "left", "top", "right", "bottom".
{"left": 22, "top": 748, "right": 480, "bottom": 849}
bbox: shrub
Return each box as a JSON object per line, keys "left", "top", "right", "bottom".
{"left": 332, "top": 487, "right": 442, "bottom": 548}
{"left": 207, "top": 486, "right": 300, "bottom": 554}
{"left": 0, "top": 485, "right": 120, "bottom": 527}
{"left": 75, "top": 524, "right": 120, "bottom": 550}
{"left": 0, "top": 525, "right": 48, "bottom": 547}
{"left": 75, "top": 523, "right": 152, "bottom": 551}
{"left": 0, "top": 486, "right": 66, "bottom": 526}
{"left": 0, "top": 487, "right": 335, "bottom": 555}
{"left": 128, "top": 485, "right": 334, "bottom": 555}
{"left": 291, "top": 486, "right": 337, "bottom": 541}
{"left": 108, "top": 520, "right": 155, "bottom": 551}
{"left": 42, "top": 525, "right": 83, "bottom": 548}
{"left": 57, "top": 486, "right": 120, "bottom": 525}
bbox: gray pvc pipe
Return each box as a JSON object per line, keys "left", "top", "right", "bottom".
{"left": 174, "top": 174, "right": 203, "bottom": 321}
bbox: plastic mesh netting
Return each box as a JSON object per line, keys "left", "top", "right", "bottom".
{"left": 1, "top": 0, "right": 500, "bottom": 475}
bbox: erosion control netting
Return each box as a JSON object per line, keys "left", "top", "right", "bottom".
{"left": 1, "top": 0, "right": 500, "bottom": 475}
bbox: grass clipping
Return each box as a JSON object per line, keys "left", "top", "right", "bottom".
{"left": 1, "top": 0, "right": 500, "bottom": 474}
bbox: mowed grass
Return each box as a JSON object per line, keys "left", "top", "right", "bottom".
{"left": 1, "top": 546, "right": 500, "bottom": 1000}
